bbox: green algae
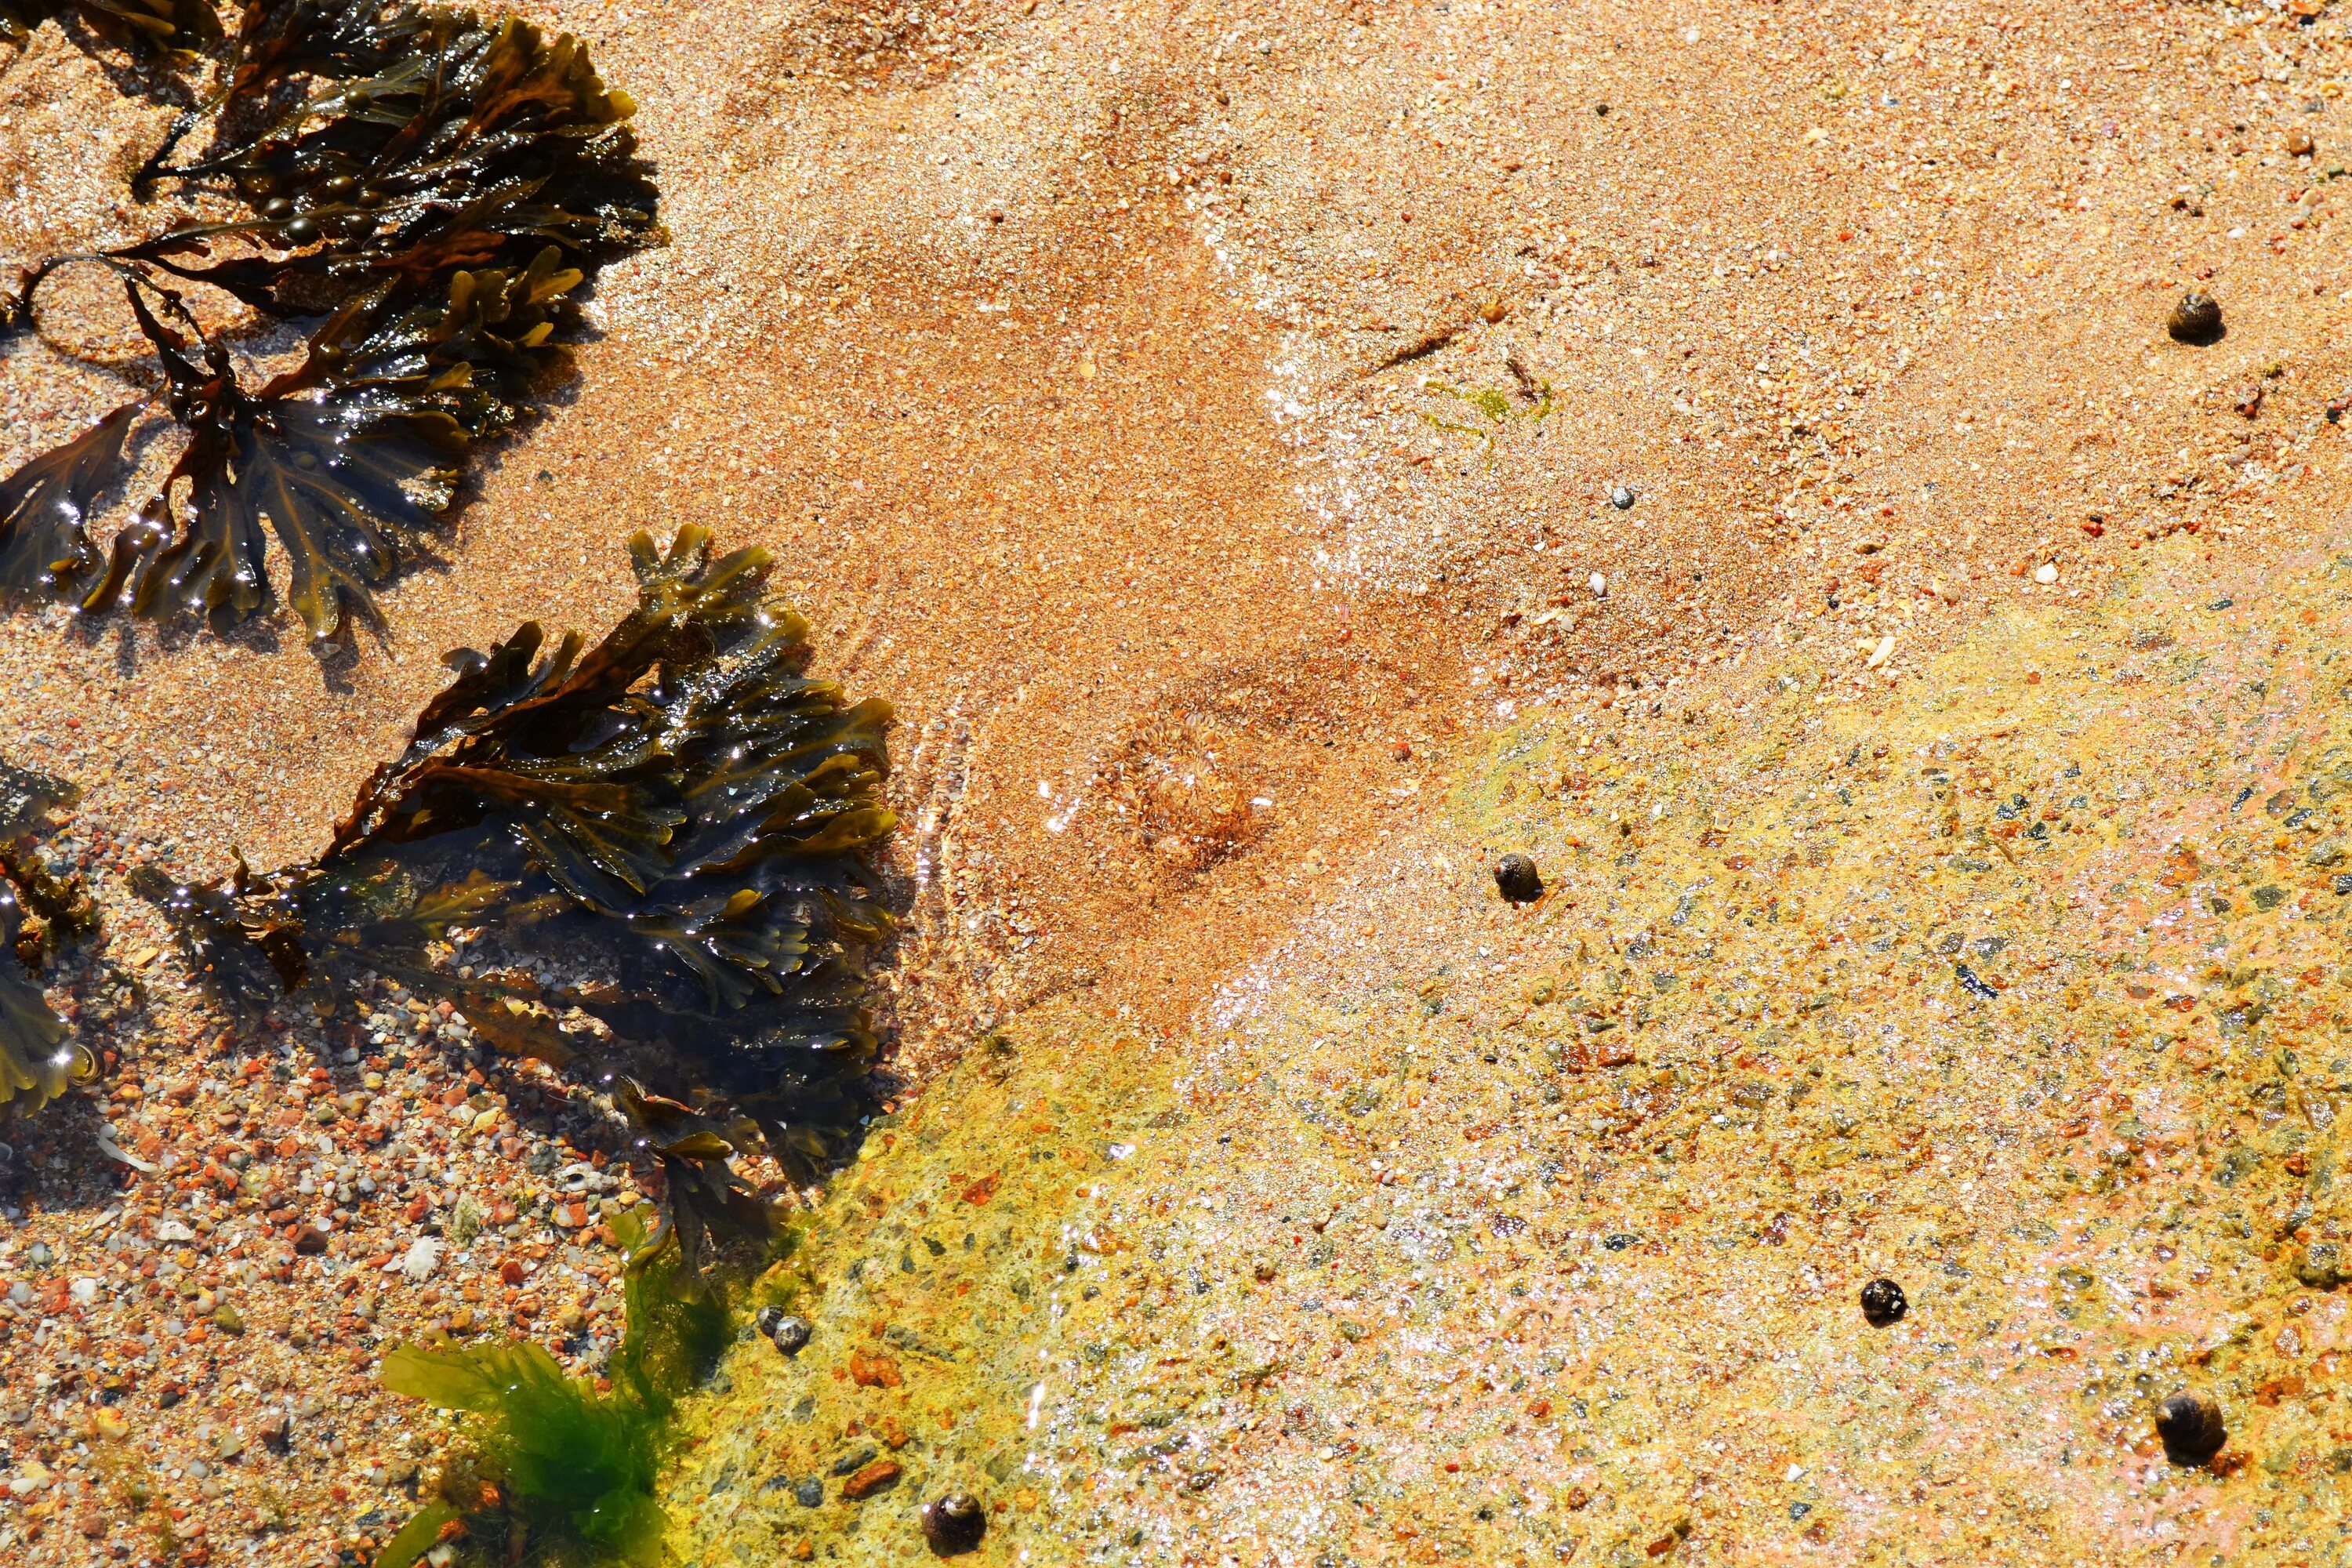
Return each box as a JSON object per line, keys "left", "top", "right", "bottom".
{"left": 378, "top": 1210, "right": 730, "bottom": 1568}
{"left": 1416, "top": 375, "right": 1553, "bottom": 447}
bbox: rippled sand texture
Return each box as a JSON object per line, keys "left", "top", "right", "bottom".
{"left": 7, "top": 0, "right": 2352, "bottom": 1564}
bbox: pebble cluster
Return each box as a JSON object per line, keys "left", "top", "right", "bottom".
{"left": 0, "top": 953, "right": 746, "bottom": 1565}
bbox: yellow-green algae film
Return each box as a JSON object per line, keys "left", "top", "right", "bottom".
{"left": 661, "top": 531, "right": 2352, "bottom": 1566}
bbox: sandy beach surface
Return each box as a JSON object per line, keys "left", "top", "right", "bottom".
{"left": 5, "top": 0, "right": 2352, "bottom": 1563}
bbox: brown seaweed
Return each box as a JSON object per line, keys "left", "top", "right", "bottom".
{"left": 612, "top": 1077, "right": 778, "bottom": 1275}
{"left": 0, "top": 0, "right": 220, "bottom": 54}
{"left": 123, "top": 6, "right": 654, "bottom": 303}
{"left": 0, "top": 401, "right": 142, "bottom": 606}
{"left": 0, "top": 760, "right": 95, "bottom": 1114}
{"left": 140, "top": 527, "right": 897, "bottom": 1212}
{"left": 1, "top": 0, "right": 659, "bottom": 637}
{"left": 93, "top": 252, "right": 604, "bottom": 633}
{"left": 0, "top": 895, "right": 74, "bottom": 1112}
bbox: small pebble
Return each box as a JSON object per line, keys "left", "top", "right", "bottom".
{"left": 1494, "top": 853, "right": 1544, "bottom": 904}
{"left": 1588, "top": 571, "right": 1608, "bottom": 598}
{"left": 841, "top": 1457, "right": 902, "bottom": 1499}
{"left": 921, "top": 1492, "right": 988, "bottom": 1556}
{"left": 1609, "top": 486, "right": 1635, "bottom": 510}
{"left": 2033, "top": 563, "right": 2058, "bottom": 586}
{"left": 25, "top": 1241, "right": 52, "bottom": 1267}
{"left": 2287, "top": 128, "right": 2315, "bottom": 157}
{"left": 2154, "top": 1391, "right": 2227, "bottom": 1465}
{"left": 2166, "top": 292, "right": 2223, "bottom": 346}
{"left": 1859, "top": 1277, "right": 1907, "bottom": 1327}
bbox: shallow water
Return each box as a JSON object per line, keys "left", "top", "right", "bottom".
{"left": 9, "top": 2, "right": 2352, "bottom": 1564}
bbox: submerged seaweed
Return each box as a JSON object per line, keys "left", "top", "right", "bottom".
{"left": 0, "top": 0, "right": 659, "bottom": 637}
{"left": 0, "top": 760, "right": 96, "bottom": 1113}
{"left": 376, "top": 1208, "right": 728, "bottom": 1567}
{"left": 0, "top": 0, "right": 220, "bottom": 54}
{"left": 140, "top": 526, "right": 897, "bottom": 1235}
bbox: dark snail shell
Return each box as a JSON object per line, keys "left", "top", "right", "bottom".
{"left": 2166, "top": 292, "right": 2223, "bottom": 347}
{"left": 1494, "top": 853, "right": 1544, "bottom": 904}
{"left": 1859, "top": 1277, "right": 1907, "bottom": 1327}
{"left": 921, "top": 1492, "right": 987, "bottom": 1556}
{"left": 2154, "top": 1392, "right": 2227, "bottom": 1465}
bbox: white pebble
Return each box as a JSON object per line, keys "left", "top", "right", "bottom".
{"left": 2034, "top": 563, "right": 2059, "bottom": 586}
{"left": 1589, "top": 572, "right": 1608, "bottom": 597}
{"left": 399, "top": 1236, "right": 443, "bottom": 1283}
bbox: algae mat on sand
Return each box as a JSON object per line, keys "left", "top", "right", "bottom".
{"left": 662, "top": 532, "right": 2352, "bottom": 1565}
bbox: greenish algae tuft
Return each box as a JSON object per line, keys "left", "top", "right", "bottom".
{"left": 378, "top": 1210, "right": 730, "bottom": 1567}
